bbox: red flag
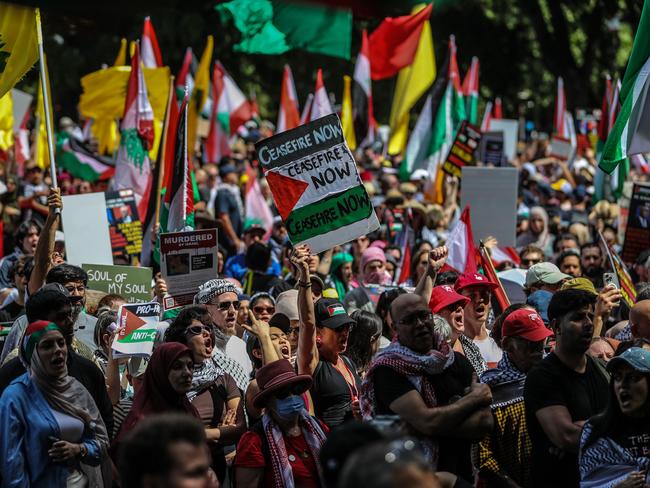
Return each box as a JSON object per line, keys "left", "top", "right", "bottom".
{"left": 445, "top": 206, "right": 478, "bottom": 273}
{"left": 493, "top": 97, "right": 503, "bottom": 119}
{"left": 553, "top": 78, "right": 566, "bottom": 136}
{"left": 479, "top": 245, "right": 510, "bottom": 311}
{"left": 597, "top": 75, "right": 612, "bottom": 143}
{"left": 368, "top": 3, "right": 433, "bottom": 80}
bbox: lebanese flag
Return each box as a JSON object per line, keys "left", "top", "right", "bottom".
{"left": 213, "top": 61, "right": 252, "bottom": 135}
{"left": 164, "top": 94, "right": 194, "bottom": 233}
{"left": 368, "top": 3, "right": 433, "bottom": 80}
{"left": 245, "top": 165, "right": 274, "bottom": 239}
{"left": 462, "top": 56, "right": 479, "bottom": 125}
{"left": 141, "top": 17, "right": 163, "bottom": 68}
{"left": 353, "top": 29, "right": 376, "bottom": 146}
{"left": 277, "top": 65, "right": 300, "bottom": 133}
{"left": 309, "top": 69, "right": 333, "bottom": 121}
{"left": 300, "top": 93, "right": 314, "bottom": 124}
{"left": 445, "top": 206, "right": 478, "bottom": 273}
{"left": 113, "top": 44, "right": 154, "bottom": 220}
{"left": 493, "top": 97, "right": 503, "bottom": 119}
{"left": 480, "top": 100, "right": 493, "bottom": 132}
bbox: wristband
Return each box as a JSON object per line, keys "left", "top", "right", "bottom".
{"left": 298, "top": 281, "right": 312, "bottom": 288}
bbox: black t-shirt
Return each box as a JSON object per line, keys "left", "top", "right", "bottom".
{"left": 310, "top": 355, "right": 361, "bottom": 428}
{"left": 0, "top": 301, "right": 25, "bottom": 322}
{"left": 373, "top": 352, "right": 475, "bottom": 481}
{"left": 0, "top": 350, "right": 115, "bottom": 438}
{"left": 524, "top": 353, "right": 608, "bottom": 488}
{"left": 612, "top": 416, "right": 650, "bottom": 459}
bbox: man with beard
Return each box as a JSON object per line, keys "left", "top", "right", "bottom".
{"left": 0, "top": 283, "right": 113, "bottom": 435}
{"left": 524, "top": 289, "right": 609, "bottom": 487}
{"left": 455, "top": 272, "right": 503, "bottom": 368}
{"left": 194, "top": 278, "right": 253, "bottom": 378}
{"left": 580, "top": 242, "right": 604, "bottom": 289}
{"left": 361, "top": 293, "right": 493, "bottom": 482}
{"left": 0, "top": 264, "right": 97, "bottom": 363}
{"left": 478, "top": 309, "right": 553, "bottom": 487}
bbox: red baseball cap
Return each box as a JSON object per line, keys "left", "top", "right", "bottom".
{"left": 502, "top": 309, "right": 554, "bottom": 342}
{"left": 454, "top": 272, "right": 499, "bottom": 292}
{"left": 429, "top": 285, "right": 470, "bottom": 313}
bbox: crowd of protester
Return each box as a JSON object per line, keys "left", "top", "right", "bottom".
{"left": 0, "top": 116, "right": 649, "bottom": 487}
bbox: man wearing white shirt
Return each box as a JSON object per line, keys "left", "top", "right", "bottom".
{"left": 194, "top": 278, "right": 253, "bottom": 378}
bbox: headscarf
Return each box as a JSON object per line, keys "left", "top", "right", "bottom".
{"left": 330, "top": 252, "right": 353, "bottom": 300}
{"left": 360, "top": 247, "right": 391, "bottom": 285}
{"left": 516, "top": 206, "right": 552, "bottom": 253}
{"left": 117, "top": 343, "right": 199, "bottom": 438}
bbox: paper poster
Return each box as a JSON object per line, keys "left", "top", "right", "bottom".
{"left": 442, "top": 121, "right": 482, "bottom": 178}
{"left": 489, "top": 119, "right": 519, "bottom": 162}
{"left": 105, "top": 189, "right": 143, "bottom": 259}
{"left": 622, "top": 182, "right": 650, "bottom": 263}
{"left": 478, "top": 131, "right": 505, "bottom": 165}
{"left": 160, "top": 228, "right": 218, "bottom": 310}
{"left": 112, "top": 302, "right": 161, "bottom": 358}
{"left": 61, "top": 192, "right": 113, "bottom": 266}
{"left": 461, "top": 167, "right": 518, "bottom": 246}
{"left": 255, "top": 114, "right": 379, "bottom": 254}
{"left": 549, "top": 135, "right": 573, "bottom": 161}
{"left": 82, "top": 263, "right": 152, "bottom": 303}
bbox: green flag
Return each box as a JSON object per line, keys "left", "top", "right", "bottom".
{"left": 216, "top": 0, "right": 352, "bottom": 60}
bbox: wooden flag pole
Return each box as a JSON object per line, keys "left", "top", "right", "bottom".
{"left": 153, "top": 75, "right": 175, "bottom": 231}
{"left": 34, "top": 9, "right": 58, "bottom": 195}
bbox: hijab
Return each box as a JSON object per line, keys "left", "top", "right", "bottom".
{"left": 330, "top": 252, "right": 353, "bottom": 299}
{"left": 517, "top": 206, "right": 553, "bottom": 253}
{"left": 117, "top": 343, "right": 199, "bottom": 438}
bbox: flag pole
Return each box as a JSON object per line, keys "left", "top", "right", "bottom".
{"left": 34, "top": 9, "right": 58, "bottom": 193}
{"left": 479, "top": 241, "right": 510, "bottom": 309}
{"left": 153, "top": 75, "right": 175, "bottom": 232}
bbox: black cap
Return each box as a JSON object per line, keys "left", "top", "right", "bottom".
{"left": 315, "top": 298, "right": 355, "bottom": 329}
{"left": 268, "top": 312, "right": 291, "bottom": 334}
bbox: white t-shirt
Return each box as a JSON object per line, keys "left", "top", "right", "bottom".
{"left": 225, "top": 335, "right": 253, "bottom": 378}
{"left": 473, "top": 336, "right": 503, "bottom": 366}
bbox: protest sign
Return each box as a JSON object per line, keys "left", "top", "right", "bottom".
{"left": 160, "top": 228, "right": 218, "bottom": 310}
{"left": 441, "top": 121, "right": 481, "bottom": 178}
{"left": 105, "top": 189, "right": 143, "bottom": 259}
{"left": 111, "top": 301, "right": 161, "bottom": 358}
{"left": 549, "top": 135, "right": 573, "bottom": 161}
{"left": 62, "top": 192, "right": 113, "bottom": 266}
{"left": 489, "top": 119, "right": 518, "bottom": 162}
{"left": 622, "top": 182, "right": 650, "bottom": 263}
{"left": 82, "top": 263, "right": 152, "bottom": 303}
{"left": 477, "top": 131, "right": 505, "bottom": 165}
{"left": 255, "top": 114, "right": 379, "bottom": 254}
{"left": 461, "top": 167, "right": 518, "bottom": 247}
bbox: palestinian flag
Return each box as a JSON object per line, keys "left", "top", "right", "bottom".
{"left": 601, "top": 0, "right": 650, "bottom": 176}
{"left": 141, "top": 17, "right": 163, "bottom": 68}
{"left": 352, "top": 29, "right": 376, "bottom": 147}
{"left": 277, "top": 64, "right": 300, "bottom": 133}
{"left": 462, "top": 56, "right": 479, "bottom": 125}
{"left": 176, "top": 47, "right": 197, "bottom": 102}
{"left": 112, "top": 43, "right": 154, "bottom": 220}
{"left": 309, "top": 69, "right": 333, "bottom": 121}
{"left": 480, "top": 100, "right": 493, "bottom": 132}
{"left": 161, "top": 94, "right": 194, "bottom": 233}
{"left": 56, "top": 134, "right": 115, "bottom": 182}
{"left": 214, "top": 61, "right": 252, "bottom": 136}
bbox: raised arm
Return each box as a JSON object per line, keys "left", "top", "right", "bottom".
{"left": 29, "top": 188, "right": 62, "bottom": 295}
{"left": 242, "top": 310, "right": 280, "bottom": 365}
{"left": 294, "top": 245, "right": 318, "bottom": 376}
{"left": 415, "top": 246, "right": 448, "bottom": 303}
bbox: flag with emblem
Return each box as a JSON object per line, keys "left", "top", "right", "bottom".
{"left": 0, "top": 3, "right": 38, "bottom": 99}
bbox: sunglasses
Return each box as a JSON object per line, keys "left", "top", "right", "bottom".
{"left": 211, "top": 300, "right": 241, "bottom": 311}
{"left": 253, "top": 306, "right": 275, "bottom": 315}
{"left": 400, "top": 310, "right": 433, "bottom": 325}
{"left": 186, "top": 324, "right": 211, "bottom": 336}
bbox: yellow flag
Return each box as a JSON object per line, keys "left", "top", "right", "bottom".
{"left": 113, "top": 38, "right": 127, "bottom": 66}
{"left": 0, "top": 91, "right": 13, "bottom": 151}
{"left": 0, "top": 3, "right": 38, "bottom": 99}
{"left": 34, "top": 54, "right": 54, "bottom": 169}
{"left": 188, "top": 35, "right": 213, "bottom": 153}
{"left": 341, "top": 75, "right": 356, "bottom": 150}
{"left": 387, "top": 4, "right": 435, "bottom": 155}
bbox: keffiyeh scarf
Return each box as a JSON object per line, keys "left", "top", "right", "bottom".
{"left": 188, "top": 358, "right": 225, "bottom": 402}
{"left": 459, "top": 334, "right": 487, "bottom": 375}
{"left": 262, "top": 410, "right": 327, "bottom": 488}
{"left": 480, "top": 353, "right": 526, "bottom": 387}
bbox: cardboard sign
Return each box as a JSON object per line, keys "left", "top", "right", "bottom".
{"left": 461, "top": 167, "right": 518, "bottom": 246}
{"left": 105, "top": 189, "right": 143, "bottom": 259}
{"left": 489, "top": 119, "right": 518, "bottom": 162}
{"left": 442, "top": 121, "right": 481, "bottom": 178}
{"left": 112, "top": 302, "right": 161, "bottom": 358}
{"left": 255, "top": 114, "right": 379, "bottom": 254}
{"left": 82, "top": 263, "right": 152, "bottom": 303}
{"left": 61, "top": 192, "right": 113, "bottom": 266}
{"left": 160, "top": 228, "right": 218, "bottom": 310}
{"left": 550, "top": 135, "right": 573, "bottom": 161}
{"left": 622, "top": 182, "right": 650, "bottom": 263}
{"left": 478, "top": 131, "right": 505, "bottom": 165}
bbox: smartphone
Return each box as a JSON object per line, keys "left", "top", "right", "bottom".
{"left": 603, "top": 272, "right": 617, "bottom": 289}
